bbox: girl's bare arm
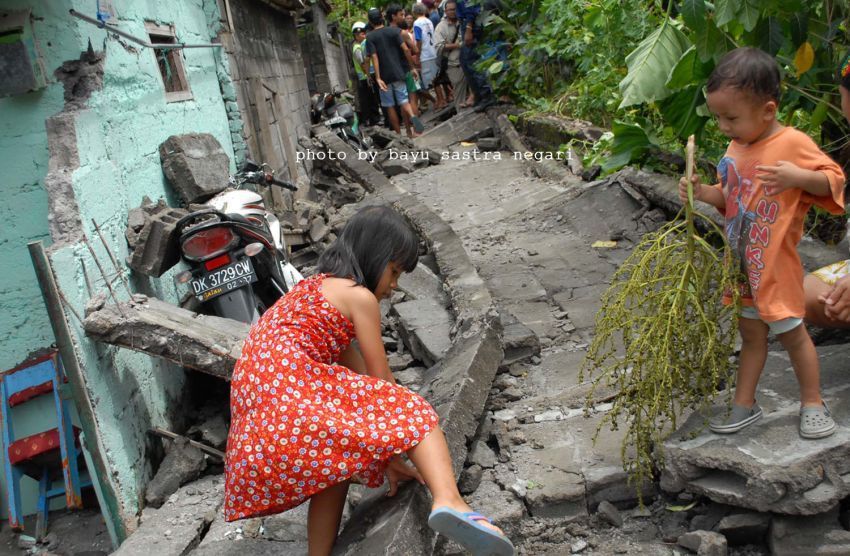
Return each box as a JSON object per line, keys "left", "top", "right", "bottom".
{"left": 347, "top": 288, "right": 396, "bottom": 384}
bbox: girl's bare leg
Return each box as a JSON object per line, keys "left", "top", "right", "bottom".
{"left": 407, "top": 427, "right": 503, "bottom": 534}
{"left": 307, "top": 480, "right": 350, "bottom": 556}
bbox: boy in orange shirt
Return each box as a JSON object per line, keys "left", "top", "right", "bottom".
{"left": 679, "top": 47, "right": 845, "bottom": 439}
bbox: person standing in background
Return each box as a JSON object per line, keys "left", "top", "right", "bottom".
{"left": 352, "top": 21, "right": 381, "bottom": 126}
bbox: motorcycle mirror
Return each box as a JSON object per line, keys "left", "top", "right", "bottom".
{"left": 174, "top": 270, "right": 193, "bottom": 284}
{"left": 244, "top": 242, "right": 265, "bottom": 257}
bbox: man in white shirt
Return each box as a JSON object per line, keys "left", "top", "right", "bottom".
{"left": 413, "top": 3, "right": 439, "bottom": 98}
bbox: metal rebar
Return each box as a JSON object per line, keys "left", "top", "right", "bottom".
{"left": 81, "top": 259, "right": 94, "bottom": 297}
{"left": 83, "top": 237, "right": 125, "bottom": 316}
{"left": 57, "top": 289, "right": 84, "bottom": 325}
{"left": 92, "top": 219, "right": 132, "bottom": 297}
{"left": 69, "top": 9, "right": 223, "bottom": 49}
{"left": 150, "top": 428, "right": 225, "bottom": 459}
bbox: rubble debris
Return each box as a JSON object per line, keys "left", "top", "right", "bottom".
{"left": 391, "top": 298, "right": 453, "bottom": 367}
{"left": 84, "top": 295, "right": 248, "bottom": 380}
{"left": 114, "top": 475, "right": 222, "bottom": 556}
{"left": 769, "top": 510, "right": 850, "bottom": 556}
{"left": 716, "top": 512, "right": 769, "bottom": 546}
{"left": 387, "top": 352, "right": 414, "bottom": 373}
{"left": 458, "top": 464, "right": 484, "bottom": 494}
{"left": 413, "top": 109, "right": 495, "bottom": 150}
{"left": 144, "top": 436, "right": 207, "bottom": 508}
{"left": 468, "top": 441, "right": 498, "bottom": 469}
{"left": 500, "top": 311, "right": 540, "bottom": 366}
{"left": 597, "top": 500, "right": 623, "bottom": 528}
{"left": 159, "top": 133, "right": 231, "bottom": 205}
{"left": 662, "top": 344, "right": 850, "bottom": 516}
{"left": 125, "top": 197, "right": 188, "bottom": 277}
{"left": 476, "top": 137, "right": 501, "bottom": 152}
{"left": 677, "top": 530, "right": 728, "bottom": 556}
{"left": 379, "top": 157, "right": 414, "bottom": 177}
{"left": 397, "top": 262, "right": 450, "bottom": 308}
{"left": 152, "top": 427, "right": 226, "bottom": 459}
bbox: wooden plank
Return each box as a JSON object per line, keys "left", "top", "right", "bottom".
{"left": 83, "top": 295, "right": 249, "bottom": 381}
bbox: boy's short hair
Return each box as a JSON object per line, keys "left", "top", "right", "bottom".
{"left": 706, "top": 47, "right": 781, "bottom": 102}
{"left": 385, "top": 4, "right": 403, "bottom": 23}
{"left": 839, "top": 51, "right": 850, "bottom": 91}
{"left": 413, "top": 3, "right": 427, "bottom": 16}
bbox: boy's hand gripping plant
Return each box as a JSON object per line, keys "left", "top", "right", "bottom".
{"left": 579, "top": 136, "right": 740, "bottom": 497}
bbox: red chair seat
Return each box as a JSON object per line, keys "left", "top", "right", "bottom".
{"left": 8, "top": 427, "right": 81, "bottom": 465}
{"left": 8, "top": 380, "right": 54, "bottom": 407}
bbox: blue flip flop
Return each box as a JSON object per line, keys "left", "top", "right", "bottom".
{"left": 427, "top": 506, "right": 515, "bottom": 556}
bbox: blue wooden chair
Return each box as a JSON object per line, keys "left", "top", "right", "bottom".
{"left": 0, "top": 350, "right": 90, "bottom": 539}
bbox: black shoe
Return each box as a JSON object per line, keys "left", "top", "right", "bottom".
{"left": 473, "top": 97, "right": 497, "bottom": 113}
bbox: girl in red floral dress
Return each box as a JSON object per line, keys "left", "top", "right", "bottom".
{"left": 224, "top": 206, "right": 514, "bottom": 555}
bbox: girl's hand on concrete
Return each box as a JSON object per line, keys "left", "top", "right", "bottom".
{"left": 385, "top": 456, "right": 424, "bottom": 496}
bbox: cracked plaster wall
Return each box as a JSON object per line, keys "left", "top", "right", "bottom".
{"left": 0, "top": 0, "right": 235, "bottom": 526}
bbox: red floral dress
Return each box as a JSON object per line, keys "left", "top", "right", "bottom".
{"left": 224, "top": 274, "right": 439, "bottom": 521}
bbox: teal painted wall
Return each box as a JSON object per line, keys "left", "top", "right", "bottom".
{"left": 0, "top": 0, "right": 236, "bottom": 527}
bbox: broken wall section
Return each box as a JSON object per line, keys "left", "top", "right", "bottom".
{"left": 299, "top": 3, "right": 349, "bottom": 96}
{"left": 218, "top": 0, "right": 313, "bottom": 187}
{"left": 0, "top": 0, "right": 239, "bottom": 529}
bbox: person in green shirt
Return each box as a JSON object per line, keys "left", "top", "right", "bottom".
{"left": 352, "top": 21, "right": 381, "bottom": 126}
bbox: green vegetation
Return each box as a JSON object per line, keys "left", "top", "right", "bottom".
{"left": 579, "top": 138, "right": 741, "bottom": 499}
{"left": 484, "top": 0, "right": 850, "bottom": 169}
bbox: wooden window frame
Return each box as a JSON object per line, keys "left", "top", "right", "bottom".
{"left": 144, "top": 22, "right": 193, "bottom": 103}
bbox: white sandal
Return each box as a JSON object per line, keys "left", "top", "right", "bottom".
{"left": 800, "top": 401, "right": 836, "bottom": 439}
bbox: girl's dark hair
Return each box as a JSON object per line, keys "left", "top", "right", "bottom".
{"left": 706, "top": 47, "right": 781, "bottom": 102}
{"left": 839, "top": 51, "right": 850, "bottom": 91}
{"left": 317, "top": 205, "right": 419, "bottom": 292}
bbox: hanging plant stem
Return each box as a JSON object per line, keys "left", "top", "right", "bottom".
{"left": 579, "top": 136, "right": 741, "bottom": 501}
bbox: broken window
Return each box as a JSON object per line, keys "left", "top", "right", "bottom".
{"left": 145, "top": 22, "right": 192, "bottom": 102}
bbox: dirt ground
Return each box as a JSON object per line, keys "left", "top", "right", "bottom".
{"left": 0, "top": 508, "right": 110, "bottom": 556}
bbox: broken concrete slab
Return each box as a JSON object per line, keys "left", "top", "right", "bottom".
{"left": 717, "top": 512, "right": 770, "bottom": 546}
{"left": 113, "top": 475, "right": 222, "bottom": 556}
{"left": 398, "top": 262, "right": 450, "bottom": 308}
{"left": 84, "top": 295, "right": 248, "bottom": 380}
{"left": 413, "top": 109, "right": 494, "bottom": 150}
{"left": 500, "top": 311, "right": 540, "bottom": 366}
{"left": 494, "top": 113, "right": 582, "bottom": 187}
{"left": 380, "top": 158, "right": 415, "bottom": 177}
{"left": 159, "top": 134, "right": 230, "bottom": 205}
{"left": 186, "top": 414, "right": 229, "bottom": 452}
{"left": 193, "top": 539, "right": 308, "bottom": 555}
{"left": 677, "top": 530, "right": 727, "bottom": 556}
{"left": 313, "top": 128, "right": 503, "bottom": 555}
{"left": 392, "top": 298, "right": 453, "bottom": 368}
{"left": 145, "top": 437, "right": 207, "bottom": 508}
{"left": 768, "top": 509, "right": 850, "bottom": 556}
{"left": 466, "top": 477, "right": 526, "bottom": 538}
{"left": 662, "top": 344, "right": 850, "bottom": 515}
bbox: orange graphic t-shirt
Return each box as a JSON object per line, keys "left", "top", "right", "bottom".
{"left": 711, "top": 127, "right": 845, "bottom": 322}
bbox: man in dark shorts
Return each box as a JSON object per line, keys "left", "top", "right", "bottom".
{"left": 366, "top": 7, "right": 425, "bottom": 137}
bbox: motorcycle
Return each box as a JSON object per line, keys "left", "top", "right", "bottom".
{"left": 173, "top": 161, "right": 304, "bottom": 324}
{"left": 310, "top": 90, "right": 373, "bottom": 151}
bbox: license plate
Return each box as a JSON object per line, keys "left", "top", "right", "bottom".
{"left": 190, "top": 258, "right": 257, "bottom": 302}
